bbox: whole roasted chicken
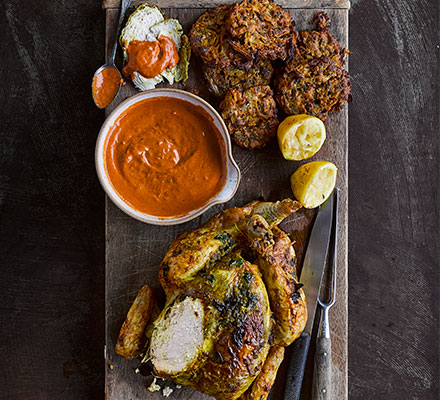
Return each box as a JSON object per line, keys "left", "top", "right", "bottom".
{"left": 116, "top": 199, "right": 307, "bottom": 400}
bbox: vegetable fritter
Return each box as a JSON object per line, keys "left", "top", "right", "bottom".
{"left": 220, "top": 85, "right": 279, "bottom": 150}
{"left": 274, "top": 12, "right": 351, "bottom": 121}
{"left": 203, "top": 59, "right": 274, "bottom": 97}
{"left": 227, "top": 0, "right": 296, "bottom": 61}
{"left": 189, "top": 5, "right": 251, "bottom": 69}
{"left": 296, "top": 12, "right": 348, "bottom": 67}
{"left": 274, "top": 57, "right": 351, "bottom": 121}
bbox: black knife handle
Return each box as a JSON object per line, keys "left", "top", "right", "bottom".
{"left": 283, "top": 332, "right": 311, "bottom": 400}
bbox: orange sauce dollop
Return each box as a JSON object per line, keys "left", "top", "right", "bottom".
{"left": 122, "top": 36, "right": 179, "bottom": 79}
{"left": 104, "top": 97, "right": 227, "bottom": 217}
{"left": 92, "top": 67, "right": 121, "bottom": 109}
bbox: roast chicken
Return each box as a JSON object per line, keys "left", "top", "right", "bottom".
{"left": 116, "top": 199, "right": 307, "bottom": 400}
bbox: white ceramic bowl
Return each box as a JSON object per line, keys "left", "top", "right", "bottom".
{"left": 95, "top": 89, "right": 241, "bottom": 225}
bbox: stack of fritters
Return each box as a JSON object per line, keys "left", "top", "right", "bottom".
{"left": 190, "top": 4, "right": 351, "bottom": 149}
{"left": 275, "top": 12, "right": 351, "bottom": 121}
{"left": 190, "top": 0, "right": 296, "bottom": 150}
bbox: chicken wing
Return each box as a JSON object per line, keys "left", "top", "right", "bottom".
{"left": 159, "top": 199, "right": 300, "bottom": 294}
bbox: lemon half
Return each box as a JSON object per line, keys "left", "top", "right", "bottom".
{"left": 291, "top": 161, "right": 337, "bottom": 209}
{"left": 277, "top": 114, "right": 326, "bottom": 161}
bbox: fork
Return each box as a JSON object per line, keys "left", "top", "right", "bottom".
{"left": 312, "top": 189, "right": 338, "bottom": 400}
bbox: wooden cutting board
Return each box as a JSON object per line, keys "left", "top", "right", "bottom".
{"left": 102, "top": 1, "right": 349, "bottom": 399}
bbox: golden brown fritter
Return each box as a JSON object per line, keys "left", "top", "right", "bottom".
{"left": 203, "top": 59, "right": 274, "bottom": 97}
{"left": 296, "top": 12, "right": 348, "bottom": 67}
{"left": 220, "top": 85, "right": 279, "bottom": 150}
{"left": 274, "top": 57, "right": 351, "bottom": 121}
{"left": 189, "top": 5, "right": 252, "bottom": 69}
{"left": 227, "top": 0, "right": 296, "bottom": 61}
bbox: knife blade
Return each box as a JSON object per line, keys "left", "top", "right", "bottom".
{"left": 283, "top": 192, "right": 335, "bottom": 400}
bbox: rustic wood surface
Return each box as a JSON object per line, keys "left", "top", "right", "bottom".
{"left": 103, "top": 2, "right": 348, "bottom": 399}
{"left": 103, "top": 0, "right": 351, "bottom": 10}
{"left": 0, "top": 0, "right": 438, "bottom": 399}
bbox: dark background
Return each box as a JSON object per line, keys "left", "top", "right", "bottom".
{"left": 0, "top": 0, "right": 438, "bottom": 399}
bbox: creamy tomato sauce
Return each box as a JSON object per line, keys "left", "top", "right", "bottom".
{"left": 122, "top": 36, "right": 179, "bottom": 79}
{"left": 92, "top": 67, "right": 121, "bottom": 109}
{"left": 104, "top": 97, "right": 227, "bottom": 217}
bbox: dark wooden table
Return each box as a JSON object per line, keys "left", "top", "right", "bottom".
{"left": 0, "top": 0, "right": 438, "bottom": 399}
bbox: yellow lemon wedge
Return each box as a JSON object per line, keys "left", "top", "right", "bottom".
{"left": 291, "top": 161, "right": 337, "bottom": 209}
{"left": 277, "top": 114, "right": 326, "bottom": 161}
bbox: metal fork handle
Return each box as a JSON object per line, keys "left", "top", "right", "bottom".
{"left": 312, "top": 337, "right": 332, "bottom": 399}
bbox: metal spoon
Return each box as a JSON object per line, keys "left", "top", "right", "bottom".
{"left": 92, "top": 0, "right": 132, "bottom": 108}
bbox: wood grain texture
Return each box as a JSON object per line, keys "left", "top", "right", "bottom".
{"left": 0, "top": 1, "right": 107, "bottom": 399}
{"left": 103, "top": 0, "right": 351, "bottom": 10}
{"left": 347, "top": 0, "right": 439, "bottom": 398}
{"left": 104, "top": 3, "right": 348, "bottom": 400}
{"left": 312, "top": 338, "right": 332, "bottom": 399}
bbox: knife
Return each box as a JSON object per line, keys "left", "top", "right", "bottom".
{"left": 283, "top": 192, "right": 335, "bottom": 400}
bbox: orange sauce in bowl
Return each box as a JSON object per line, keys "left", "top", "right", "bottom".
{"left": 104, "top": 97, "right": 227, "bottom": 217}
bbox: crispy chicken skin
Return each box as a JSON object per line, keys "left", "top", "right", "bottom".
{"left": 240, "top": 345, "right": 285, "bottom": 400}
{"left": 227, "top": 0, "right": 296, "bottom": 61}
{"left": 158, "top": 201, "right": 255, "bottom": 295}
{"left": 258, "top": 227, "right": 307, "bottom": 346}
{"left": 220, "top": 85, "right": 279, "bottom": 150}
{"left": 159, "top": 199, "right": 300, "bottom": 294}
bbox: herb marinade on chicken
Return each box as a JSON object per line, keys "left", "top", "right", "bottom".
{"left": 116, "top": 199, "right": 307, "bottom": 400}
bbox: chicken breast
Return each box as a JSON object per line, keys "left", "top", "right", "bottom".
{"left": 150, "top": 296, "right": 204, "bottom": 374}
